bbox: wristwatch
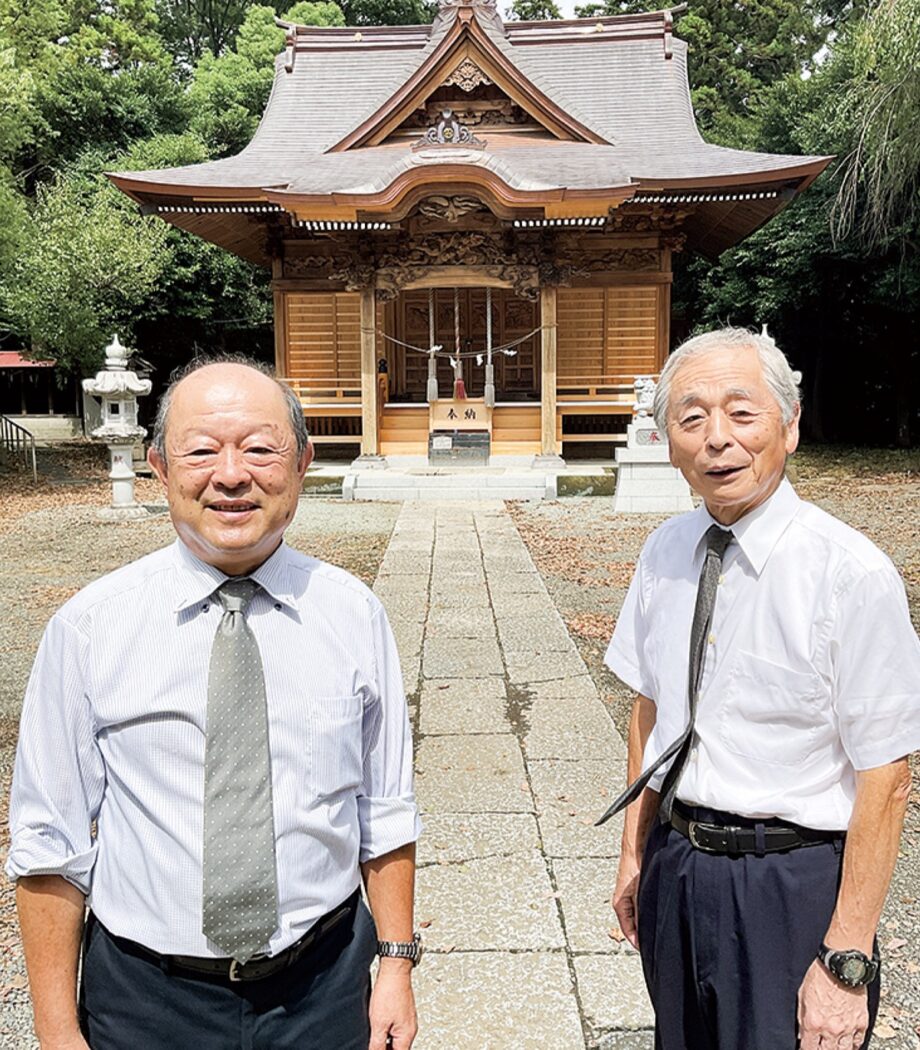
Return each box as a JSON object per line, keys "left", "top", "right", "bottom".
{"left": 817, "top": 943, "right": 880, "bottom": 987}
{"left": 376, "top": 932, "right": 423, "bottom": 967}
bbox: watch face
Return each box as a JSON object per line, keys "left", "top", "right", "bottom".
{"left": 838, "top": 956, "right": 868, "bottom": 984}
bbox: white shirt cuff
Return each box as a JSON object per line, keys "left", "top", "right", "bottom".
{"left": 358, "top": 797, "right": 422, "bottom": 863}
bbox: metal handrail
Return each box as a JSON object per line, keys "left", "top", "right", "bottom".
{"left": 0, "top": 415, "right": 38, "bottom": 482}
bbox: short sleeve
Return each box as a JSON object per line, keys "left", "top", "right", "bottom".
{"left": 604, "top": 556, "right": 656, "bottom": 700}
{"left": 357, "top": 604, "right": 422, "bottom": 863}
{"left": 832, "top": 565, "right": 920, "bottom": 770}
{"left": 6, "top": 614, "right": 105, "bottom": 892}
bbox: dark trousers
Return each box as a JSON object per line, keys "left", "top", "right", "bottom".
{"left": 79, "top": 899, "right": 378, "bottom": 1050}
{"left": 637, "top": 808, "right": 880, "bottom": 1050}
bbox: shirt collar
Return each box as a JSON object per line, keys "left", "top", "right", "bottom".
{"left": 693, "top": 476, "right": 801, "bottom": 576}
{"left": 173, "top": 540, "right": 300, "bottom": 613}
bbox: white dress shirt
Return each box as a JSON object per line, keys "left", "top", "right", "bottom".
{"left": 7, "top": 540, "right": 421, "bottom": 956}
{"left": 605, "top": 478, "right": 920, "bottom": 830}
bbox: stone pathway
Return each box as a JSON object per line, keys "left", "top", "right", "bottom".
{"left": 373, "top": 501, "right": 654, "bottom": 1050}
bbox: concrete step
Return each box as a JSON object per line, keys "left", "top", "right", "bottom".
{"left": 343, "top": 472, "right": 556, "bottom": 501}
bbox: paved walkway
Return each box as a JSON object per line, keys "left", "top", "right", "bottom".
{"left": 373, "top": 501, "right": 654, "bottom": 1050}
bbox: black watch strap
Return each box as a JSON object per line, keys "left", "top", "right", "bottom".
{"left": 818, "top": 943, "right": 880, "bottom": 987}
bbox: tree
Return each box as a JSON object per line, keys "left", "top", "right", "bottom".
{"left": 572, "top": 0, "right": 849, "bottom": 142}
{"left": 507, "top": 0, "right": 561, "bottom": 19}
{"left": 117, "top": 134, "right": 274, "bottom": 373}
{"left": 337, "top": 0, "right": 435, "bottom": 26}
{"left": 23, "top": 0, "right": 188, "bottom": 173}
{"left": 2, "top": 156, "right": 172, "bottom": 373}
{"left": 155, "top": 0, "right": 254, "bottom": 66}
{"left": 673, "top": 11, "right": 919, "bottom": 448}
{"left": 833, "top": 0, "right": 920, "bottom": 250}
{"left": 188, "top": 2, "right": 343, "bottom": 156}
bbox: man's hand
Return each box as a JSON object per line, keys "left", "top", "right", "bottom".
{"left": 612, "top": 850, "right": 641, "bottom": 950}
{"left": 369, "top": 961, "right": 417, "bottom": 1050}
{"left": 797, "top": 959, "right": 868, "bottom": 1049}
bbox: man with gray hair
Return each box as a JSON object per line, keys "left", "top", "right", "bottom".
{"left": 8, "top": 357, "right": 422, "bottom": 1050}
{"left": 598, "top": 328, "right": 920, "bottom": 1049}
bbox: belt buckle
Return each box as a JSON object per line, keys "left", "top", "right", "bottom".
{"left": 228, "top": 959, "right": 244, "bottom": 983}
{"left": 687, "top": 820, "right": 710, "bottom": 851}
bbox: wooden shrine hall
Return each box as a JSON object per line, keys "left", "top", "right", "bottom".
{"left": 110, "top": 0, "right": 829, "bottom": 462}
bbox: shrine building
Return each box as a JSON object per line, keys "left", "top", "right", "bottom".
{"left": 110, "top": 0, "right": 830, "bottom": 462}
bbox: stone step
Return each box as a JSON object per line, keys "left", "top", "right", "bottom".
{"left": 343, "top": 472, "right": 556, "bottom": 501}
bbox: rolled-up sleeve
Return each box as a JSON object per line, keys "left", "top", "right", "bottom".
{"left": 357, "top": 605, "right": 421, "bottom": 862}
{"left": 6, "top": 613, "right": 105, "bottom": 893}
{"left": 832, "top": 565, "right": 920, "bottom": 770}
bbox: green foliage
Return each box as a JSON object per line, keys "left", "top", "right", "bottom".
{"left": 187, "top": 5, "right": 283, "bottom": 155}
{"left": 0, "top": 166, "right": 28, "bottom": 278}
{"left": 6, "top": 0, "right": 189, "bottom": 171}
{"left": 833, "top": 0, "right": 920, "bottom": 249}
{"left": 573, "top": 0, "right": 842, "bottom": 141}
{"left": 337, "top": 0, "right": 435, "bottom": 26}
{"left": 187, "top": 2, "right": 342, "bottom": 156}
{"left": 508, "top": 0, "right": 562, "bottom": 19}
{"left": 2, "top": 159, "right": 172, "bottom": 372}
{"left": 155, "top": 0, "right": 254, "bottom": 65}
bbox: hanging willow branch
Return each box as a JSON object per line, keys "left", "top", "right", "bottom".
{"left": 832, "top": 0, "right": 920, "bottom": 251}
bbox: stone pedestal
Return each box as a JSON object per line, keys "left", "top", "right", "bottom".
{"left": 612, "top": 420, "right": 693, "bottom": 514}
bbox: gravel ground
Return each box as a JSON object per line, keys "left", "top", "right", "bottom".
{"left": 0, "top": 445, "right": 399, "bottom": 1048}
{"left": 510, "top": 446, "right": 920, "bottom": 1047}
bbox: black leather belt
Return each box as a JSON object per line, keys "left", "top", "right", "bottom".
{"left": 670, "top": 805, "right": 843, "bottom": 856}
{"left": 100, "top": 889, "right": 359, "bottom": 983}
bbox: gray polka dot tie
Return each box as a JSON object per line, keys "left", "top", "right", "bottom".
{"left": 202, "top": 578, "right": 278, "bottom": 963}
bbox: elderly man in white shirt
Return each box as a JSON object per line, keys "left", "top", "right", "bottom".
{"left": 8, "top": 359, "right": 422, "bottom": 1050}
{"left": 599, "top": 328, "right": 920, "bottom": 1050}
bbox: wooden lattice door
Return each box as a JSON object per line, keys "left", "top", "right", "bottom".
{"left": 394, "top": 289, "right": 538, "bottom": 400}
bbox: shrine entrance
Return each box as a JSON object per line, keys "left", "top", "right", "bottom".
{"left": 385, "top": 288, "right": 540, "bottom": 403}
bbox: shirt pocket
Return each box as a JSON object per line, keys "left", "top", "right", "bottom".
{"left": 718, "top": 650, "right": 822, "bottom": 767}
{"left": 309, "top": 695, "right": 365, "bottom": 798}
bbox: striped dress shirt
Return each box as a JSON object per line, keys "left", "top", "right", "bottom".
{"left": 7, "top": 539, "right": 421, "bottom": 957}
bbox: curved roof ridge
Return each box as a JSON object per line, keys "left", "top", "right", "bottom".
{"left": 472, "top": 8, "right": 614, "bottom": 144}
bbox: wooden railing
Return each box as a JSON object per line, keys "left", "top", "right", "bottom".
{"left": 556, "top": 374, "right": 659, "bottom": 402}
{"left": 0, "top": 415, "right": 38, "bottom": 481}
{"left": 279, "top": 378, "right": 362, "bottom": 404}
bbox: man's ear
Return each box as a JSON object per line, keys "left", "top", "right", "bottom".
{"left": 148, "top": 445, "right": 169, "bottom": 487}
{"left": 297, "top": 439, "right": 314, "bottom": 479}
{"left": 785, "top": 402, "right": 801, "bottom": 456}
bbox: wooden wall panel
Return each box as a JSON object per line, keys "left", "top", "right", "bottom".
{"left": 284, "top": 291, "right": 361, "bottom": 386}
{"left": 557, "top": 286, "right": 660, "bottom": 386}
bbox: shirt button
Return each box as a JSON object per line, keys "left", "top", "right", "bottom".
{"left": 708, "top": 633, "right": 715, "bottom": 645}
{"left": 718, "top": 574, "right": 725, "bottom": 585}
{"left": 690, "top": 747, "right": 698, "bottom": 761}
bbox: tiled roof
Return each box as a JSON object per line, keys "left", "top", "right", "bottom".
{"left": 111, "top": 4, "right": 830, "bottom": 257}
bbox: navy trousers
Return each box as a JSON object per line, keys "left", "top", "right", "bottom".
{"left": 637, "top": 807, "right": 880, "bottom": 1050}
{"left": 79, "top": 899, "right": 378, "bottom": 1050}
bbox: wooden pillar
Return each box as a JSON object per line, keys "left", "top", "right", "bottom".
{"left": 657, "top": 246, "right": 672, "bottom": 369}
{"left": 540, "top": 285, "right": 558, "bottom": 456}
{"left": 272, "top": 287, "right": 287, "bottom": 377}
{"left": 359, "top": 286, "right": 379, "bottom": 456}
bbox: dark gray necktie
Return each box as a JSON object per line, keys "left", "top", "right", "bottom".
{"left": 596, "top": 524, "right": 733, "bottom": 827}
{"left": 202, "top": 578, "right": 278, "bottom": 963}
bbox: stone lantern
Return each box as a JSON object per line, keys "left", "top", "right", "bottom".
{"left": 82, "top": 335, "right": 152, "bottom": 518}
